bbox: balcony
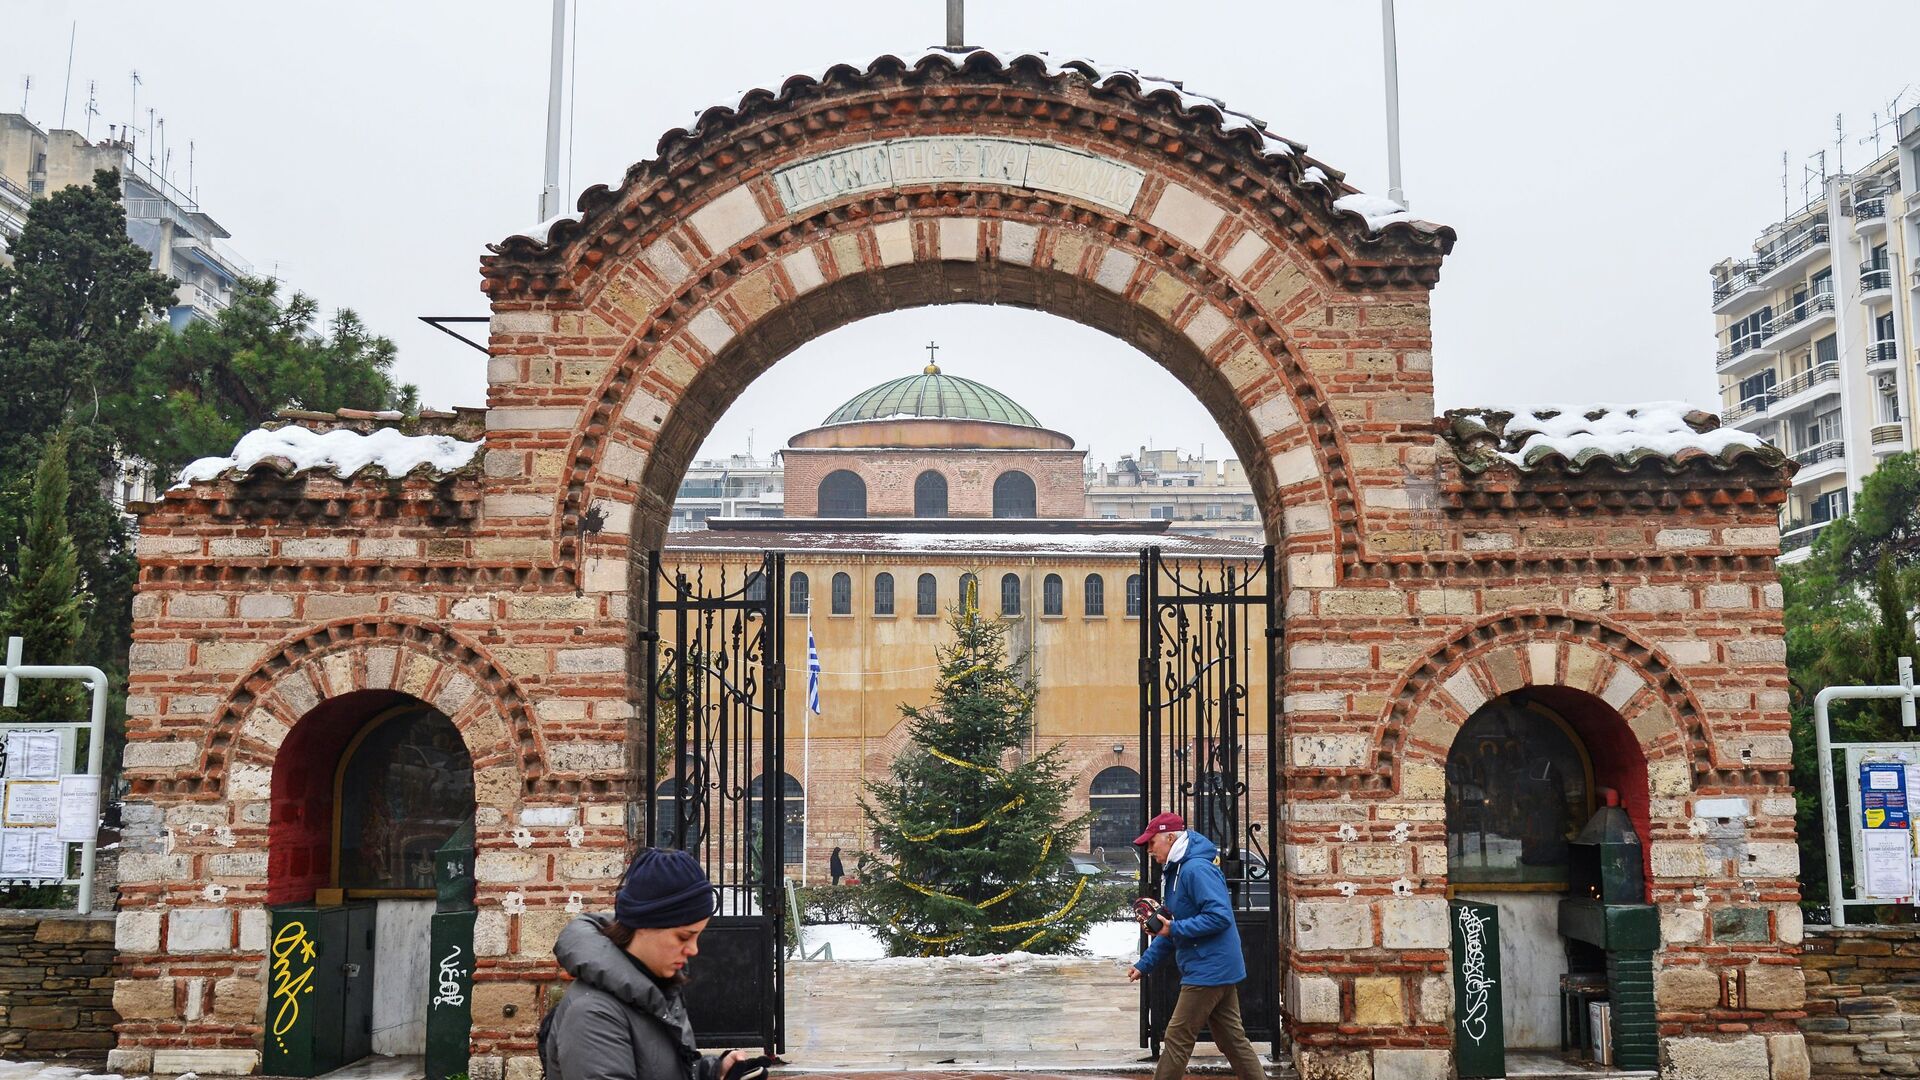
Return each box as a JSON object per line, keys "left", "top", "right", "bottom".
{"left": 1722, "top": 394, "right": 1771, "bottom": 425}
{"left": 1861, "top": 262, "right": 1893, "bottom": 296}
{"left": 1854, "top": 195, "right": 1888, "bottom": 223}
{"left": 1712, "top": 264, "right": 1767, "bottom": 309}
{"left": 1779, "top": 520, "right": 1829, "bottom": 555}
{"left": 1770, "top": 360, "right": 1841, "bottom": 409}
{"left": 1792, "top": 440, "right": 1845, "bottom": 467}
{"left": 1760, "top": 291, "right": 1836, "bottom": 350}
{"left": 1713, "top": 221, "right": 1831, "bottom": 312}
{"left": 1867, "top": 339, "right": 1900, "bottom": 368}
{"left": 1872, "top": 421, "right": 1907, "bottom": 453}
{"left": 1716, "top": 332, "right": 1773, "bottom": 368}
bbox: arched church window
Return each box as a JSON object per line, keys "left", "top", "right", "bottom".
{"left": 819, "top": 470, "right": 867, "bottom": 518}
{"left": 914, "top": 471, "right": 949, "bottom": 518}
{"left": 789, "top": 572, "right": 809, "bottom": 614}
{"left": 832, "top": 572, "right": 853, "bottom": 615}
{"left": 1089, "top": 766, "right": 1142, "bottom": 858}
{"left": 992, "top": 471, "right": 1037, "bottom": 518}
{"left": 1043, "top": 574, "right": 1064, "bottom": 616}
{"left": 917, "top": 574, "right": 938, "bottom": 616}
{"left": 1001, "top": 573, "right": 1022, "bottom": 615}
{"left": 1085, "top": 574, "right": 1106, "bottom": 616}
{"left": 874, "top": 572, "right": 895, "bottom": 615}
{"left": 959, "top": 573, "right": 979, "bottom": 616}
{"left": 1445, "top": 698, "right": 1593, "bottom": 887}
{"left": 337, "top": 704, "right": 475, "bottom": 893}
{"left": 1126, "top": 574, "right": 1143, "bottom": 617}
{"left": 749, "top": 773, "right": 805, "bottom": 865}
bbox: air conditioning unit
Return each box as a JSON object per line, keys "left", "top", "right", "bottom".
{"left": 1878, "top": 374, "right": 1898, "bottom": 394}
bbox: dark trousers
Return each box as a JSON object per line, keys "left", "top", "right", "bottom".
{"left": 1155, "top": 983, "right": 1266, "bottom": 1080}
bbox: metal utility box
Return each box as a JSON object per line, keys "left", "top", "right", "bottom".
{"left": 263, "top": 902, "right": 376, "bottom": 1078}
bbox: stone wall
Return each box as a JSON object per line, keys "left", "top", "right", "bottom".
{"left": 1802, "top": 927, "right": 1920, "bottom": 1077}
{"left": 0, "top": 911, "right": 118, "bottom": 1062}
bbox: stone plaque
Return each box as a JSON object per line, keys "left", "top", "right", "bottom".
{"left": 774, "top": 137, "right": 1146, "bottom": 214}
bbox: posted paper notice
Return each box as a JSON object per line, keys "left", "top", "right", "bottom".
{"left": 2, "top": 732, "right": 59, "bottom": 779}
{"left": 1864, "top": 829, "right": 1914, "bottom": 898}
{"left": 55, "top": 775, "right": 99, "bottom": 843}
{"left": 2, "top": 780, "right": 57, "bottom": 827}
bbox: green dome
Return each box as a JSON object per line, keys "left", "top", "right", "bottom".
{"left": 824, "top": 365, "right": 1041, "bottom": 428}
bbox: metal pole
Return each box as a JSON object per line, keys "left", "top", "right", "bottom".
{"left": 1380, "top": 0, "right": 1407, "bottom": 209}
{"left": 946, "top": 0, "right": 964, "bottom": 49}
{"left": 1814, "top": 655, "right": 1920, "bottom": 928}
{"left": 539, "top": 0, "right": 568, "bottom": 221}
{"left": 1, "top": 637, "right": 109, "bottom": 915}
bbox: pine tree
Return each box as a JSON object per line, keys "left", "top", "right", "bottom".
{"left": 0, "top": 431, "right": 87, "bottom": 722}
{"left": 858, "top": 589, "right": 1104, "bottom": 956}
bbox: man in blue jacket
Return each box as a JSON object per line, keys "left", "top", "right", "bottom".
{"left": 1128, "top": 812, "right": 1266, "bottom": 1080}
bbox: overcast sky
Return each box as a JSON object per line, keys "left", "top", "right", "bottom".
{"left": 6, "top": 1, "right": 1919, "bottom": 466}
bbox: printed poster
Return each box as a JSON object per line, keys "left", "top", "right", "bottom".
{"left": 1864, "top": 828, "right": 1914, "bottom": 898}
{"left": 55, "top": 775, "right": 99, "bottom": 843}
{"left": 2, "top": 780, "right": 58, "bottom": 826}
{"left": 1862, "top": 762, "right": 1910, "bottom": 829}
{"left": 2, "top": 731, "right": 59, "bottom": 779}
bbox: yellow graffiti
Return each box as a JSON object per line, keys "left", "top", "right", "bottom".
{"left": 270, "top": 920, "right": 318, "bottom": 1044}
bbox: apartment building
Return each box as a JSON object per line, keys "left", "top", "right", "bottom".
{"left": 1713, "top": 116, "right": 1920, "bottom": 562}
{"left": 1084, "top": 447, "right": 1261, "bottom": 542}
{"left": 0, "top": 172, "right": 29, "bottom": 263}
{"left": 0, "top": 113, "right": 249, "bottom": 326}
{"left": 669, "top": 453, "right": 785, "bottom": 531}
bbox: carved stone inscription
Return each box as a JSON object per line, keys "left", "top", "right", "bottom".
{"left": 773, "top": 137, "right": 1147, "bottom": 214}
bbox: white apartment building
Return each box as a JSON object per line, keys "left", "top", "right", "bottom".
{"left": 1713, "top": 113, "right": 1920, "bottom": 562}
{"left": 669, "top": 453, "right": 785, "bottom": 531}
{"left": 0, "top": 113, "right": 249, "bottom": 327}
{"left": 1084, "top": 447, "right": 1261, "bottom": 543}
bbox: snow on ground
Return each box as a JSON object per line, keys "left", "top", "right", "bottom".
{"left": 799, "top": 919, "right": 1142, "bottom": 963}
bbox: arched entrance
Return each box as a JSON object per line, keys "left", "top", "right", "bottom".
{"left": 268, "top": 691, "right": 476, "bottom": 1071}
{"left": 1445, "top": 689, "right": 1651, "bottom": 1055}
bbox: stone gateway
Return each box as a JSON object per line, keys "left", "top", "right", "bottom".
{"left": 115, "top": 48, "right": 1805, "bottom": 1080}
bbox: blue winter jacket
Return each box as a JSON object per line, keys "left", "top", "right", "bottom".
{"left": 1133, "top": 831, "right": 1247, "bottom": 987}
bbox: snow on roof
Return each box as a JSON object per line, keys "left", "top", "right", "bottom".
{"left": 510, "top": 47, "right": 1433, "bottom": 243}
{"left": 667, "top": 527, "right": 1259, "bottom": 559}
{"left": 1443, "top": 402, "right": 1783, "bottom": 474}
{"left": 173, "top": 424, "right": 481, "bottom": 488}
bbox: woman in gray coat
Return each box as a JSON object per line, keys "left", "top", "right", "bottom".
{"left": 541, "top": 848, "right": 758, "bottom": 1080}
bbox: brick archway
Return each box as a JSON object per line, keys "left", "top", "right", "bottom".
{"left": 478, "top": 48, "right": 1451, "bottom": 572}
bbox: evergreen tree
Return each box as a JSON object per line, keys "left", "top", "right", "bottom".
{"left": 117, "top": 275, "right": 417, "bottom": 479}
{"left": 0, "top": 432, "right": 87, "bottom": 722}
{"left": 858, "top": 590, "right": 1104, "bottom": 956}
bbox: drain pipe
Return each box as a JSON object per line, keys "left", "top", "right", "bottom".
{"left": 1815, "top": 655, "right": 1917, "bottom": 927}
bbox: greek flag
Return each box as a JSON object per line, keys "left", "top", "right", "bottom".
{"left": 806, "top": 619, "right": 821, "bottom": 716}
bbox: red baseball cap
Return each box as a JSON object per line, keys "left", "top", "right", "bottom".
{"left": 1133, "top": 812, "right": 1186, "bottom": 846}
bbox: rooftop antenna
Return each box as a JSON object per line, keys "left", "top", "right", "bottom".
{"left": 145, "top": 107, "right": 154, "bottom": 164}
{"left": 84, "top": 82, "right": 98, "bottom": 139}
{"left": 156, "top": 116, "right": 165, "bottom": 181}
{"left": 1380, "top": 0, "right": 1407, "bottom": 208}
{"left": 537, "top": 0, "right": 568, "bottom": 221}
{"left": 1834, "top": 113, "right": 1845, "bottom": 176}
{"left": 128, "top": 70, "right": 139, "bottom": 156}
{"left": 946, "top": 0, "right": 964, "bottom": 48}
{"left": 19, "top": 76, "right": 29, "bottom": 116}
{"left": 187, "top": 139, "right": 194, "bottom": 201}
{"left": 58, "top": 22, "right": 75, "bottom": 129}
{"left": 1781, "top": 151, "right": 1789, "bottom": 219}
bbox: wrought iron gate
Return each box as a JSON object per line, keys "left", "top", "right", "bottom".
{"left": 643, "top": 552, "right": 785, "bottom": 1053}
{"left": 1138, "top": 546, "right": 1280, "bottom": 1055}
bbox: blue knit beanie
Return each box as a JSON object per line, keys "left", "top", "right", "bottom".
{"left": 615, "top": 848, "right": 717, "bottom": 929}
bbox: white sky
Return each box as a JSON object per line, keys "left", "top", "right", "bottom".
{"left": 6, "top": 1, "right": 1919, "bottom": 466}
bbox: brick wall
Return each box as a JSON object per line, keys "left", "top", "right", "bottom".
{"left": 783, "top": 448, "right": 1086, "bottom": 518}
{"left": 1802, "top": 927, "right": 1920, "bottom": 1077}
{"left": 0, "top": 912, "right": 118, "bottom": 1062}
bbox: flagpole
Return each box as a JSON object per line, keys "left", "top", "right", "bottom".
{"left": 1381, "top": 0, "right": 1408, "bottom": 208}
{"left": 804, "top": 614, "right": 814, "bottom": 887}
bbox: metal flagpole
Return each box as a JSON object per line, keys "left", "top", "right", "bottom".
{"left": 1381, "top": 0, "right": 1407, "bottom": 209}
{"left": 805, "top": 616, "right": 821, "bottom": 886}
{"left": 539, "top": 0, "right": 568, "bottom": 221}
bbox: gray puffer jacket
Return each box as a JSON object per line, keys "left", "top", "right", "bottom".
{"left": 541, "top": 915, "right": 725, "bottom": 1080}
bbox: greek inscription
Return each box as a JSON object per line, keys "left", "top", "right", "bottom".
{"left": 773, "top": 137, "right": 1145, "bottom": 214}
{"left": 1456, "top": 906, "right": 1496, "bottom": 1045}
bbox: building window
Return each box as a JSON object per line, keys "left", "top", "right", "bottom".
{"left": 746, "top": 571, "right": 767, "bottom": 603}
{"left": 917, "top": 573, "right": 937, "bottom": 615}
{"left": 914, "top": 471, "right": 949, "bottom": 518}
{"left": 654, "top": 778, "right": 702, "bottom": 850}
{"left": 1001, "top": 573, "right": 1022, "bottom": 616}
{"left": 959, "top": 573, "right": 979, "bottom": 616}
{"left": 1446, "top": 699, "right": 1591, "bottom": 888}
{"left": 1737, "top": 369, "right": 1775, "bottom": 406}
{"left": 992, "top": 471, "right": 1037, "bottom": 518}
{"left": 1126, "top": 573, "right": 1143, "bottom": 617}
{"left": 1812, "top": 266, "right": 1834, "bottom": 295}
{"left": 1815, "top": 334, "right": 1839, "bottom": 365}
{"left": 1811, "top": 489, "right": 1848, "bottom": 523}
{"left": 831, "top": 572, "right": 852, "bottom": 615}
{"left": 1043, "top": 573, "right": 1063, "bottom": 616}
{"left": 1089, "top": 766, "right": 1142, "bottom": 860}
{"left": 336, "top": 704, "right": 475, "bottom": 892}
{"left": 874, "top": 572, "right": 895, "bottom": 615}
{"left": 1085, "top": 574, "right": 1105, "bottom": 616}
{"left": 748, "top": 773, "right": 805, "bottom": 865}
{"left": 819, "top": 470, "right": 867, "bottom": 518}
{"left": 1877, "top": 311, "right": 1897, "bottom": 345}
{"left": 789, "top": 572, "right": 810, "bottom": 614}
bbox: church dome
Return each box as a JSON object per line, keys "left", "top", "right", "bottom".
{"left": 823, "top": 364, "right": 1041, "bottom": 428}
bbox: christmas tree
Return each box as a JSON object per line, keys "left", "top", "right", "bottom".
{"left": 858, "top": 585, "right": 1104, "bottom": 956}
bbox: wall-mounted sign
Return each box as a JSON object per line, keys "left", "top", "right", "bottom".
{"left": 1450, "top": 899, "right": 1505, "bottom": 1080}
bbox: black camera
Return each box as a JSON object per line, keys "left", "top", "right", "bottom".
{"left": 1132, "top": 897, "right": 1172, "bottom": 935}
